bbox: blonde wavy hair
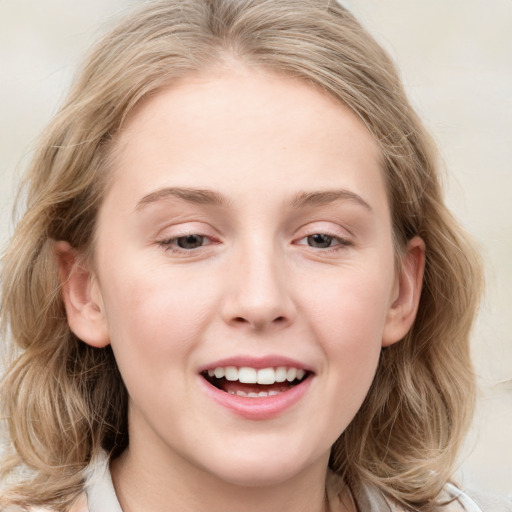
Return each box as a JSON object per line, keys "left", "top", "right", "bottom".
{"left": 1, "top": 1, "right": 483, "bottom": 510}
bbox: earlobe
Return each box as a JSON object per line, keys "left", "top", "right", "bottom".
{"left": 55, "top": 241, "right": 110, "bottom": 348}
{"left": 382, "top": 236, "right": 426, "bottom": 347}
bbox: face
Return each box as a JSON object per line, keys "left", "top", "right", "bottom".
{"left": 61, "top": 67, "right": 423, "bottom": 489}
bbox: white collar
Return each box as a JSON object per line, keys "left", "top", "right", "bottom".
{"left": 83, "top": 452, "right": 486, "bottom": 512}
{"left": 84, "top": 451, "right": 123, "bottom": 512}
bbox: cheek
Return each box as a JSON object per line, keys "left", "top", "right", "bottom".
{"left": 299, "top": 263, "right": 394, "bottom": 402}
{"left": 99, "top": 271, "right": 218, "bottom": 423}
{"left": 302, "top": 264, "right": 394, "bottom": 345}
{"left": 99, "top": 263, "right": 219, "bottom": 372}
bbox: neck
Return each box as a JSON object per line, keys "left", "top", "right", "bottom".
{"left": 111, "top": 445, "right": 337, "bottom": 512}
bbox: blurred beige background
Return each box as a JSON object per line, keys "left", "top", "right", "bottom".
{"left": 1, "top": 0, "right": 511, "bottom": 494}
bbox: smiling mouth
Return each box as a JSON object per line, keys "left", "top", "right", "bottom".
{"left": 201, "top": 366, "right": 311, "bottom": 398}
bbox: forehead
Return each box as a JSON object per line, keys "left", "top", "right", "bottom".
{"left": 107, "top": 66, "right": 385, "bottom": 210}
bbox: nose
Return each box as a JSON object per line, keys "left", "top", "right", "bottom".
{"left": 221, "top": 243, "right": 296, "bottom": 331}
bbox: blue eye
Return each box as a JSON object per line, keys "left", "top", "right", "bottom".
{"left": 159, "top": 234, "right": 212, "bottom": 253}
{"left": 307, "top": 234, "right": 335, "bottom": 248}
{"left": 175, "top": 234, "right": 206, "bottom": 249}
{"left": 296, "top": 233, "right": 350, "bottom": 250}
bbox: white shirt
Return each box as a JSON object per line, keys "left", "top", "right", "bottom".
{"left": 77, "top": 452, "right": 510, "bottom": 512}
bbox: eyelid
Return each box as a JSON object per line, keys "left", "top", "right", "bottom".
{"left": 155, "top": 222, "right": 221, "bottom": 254}
{"left": 155, "top": 220, "right": 218, "bottom": 239}
{"left": 293, "top": 221, "right": 353, "bottom": 240}
{"left": 291, "top": 222, "right": 354, "bottom": 252}
{"left": 157, "top": 234, "right": 220, "bottom": 256}
{"left": 293, "top": 234, "right": 352, "bottom": 249}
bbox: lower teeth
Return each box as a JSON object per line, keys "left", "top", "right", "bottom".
{"left": 228, "top": 390, "right": 281, "bottom": 397}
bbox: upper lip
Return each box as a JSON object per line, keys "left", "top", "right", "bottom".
{"left": 198, "top": 355, "right": 313, "bottom": 373}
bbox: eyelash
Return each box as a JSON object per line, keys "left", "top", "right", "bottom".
{"left": 158, "top": 234, "right": 216, "bottom": 254}
{"left": 294, "top": 233, "right": 352, "bottom": 253}
{"left": 158, "top": 232, "right": 352, "bottom": 255}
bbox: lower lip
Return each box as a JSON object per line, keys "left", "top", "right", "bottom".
{"left": 199, "top": 376, "right": 313, "bottom": 420}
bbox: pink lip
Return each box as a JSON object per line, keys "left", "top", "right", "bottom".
{"left": 199, "top": 375, "right": 313, "bottom": 420}
{"left": 198, "top": 355, "right": 312, "bottom": 372}
{"left": 197, "top": 355, "right": 314, "bottom": 421}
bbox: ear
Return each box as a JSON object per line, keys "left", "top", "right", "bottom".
{"left": 382, "top": 236, "right": 426, "bottom": 347}
{"left": 55, "top": 241, "right": 110, "bottom": 348}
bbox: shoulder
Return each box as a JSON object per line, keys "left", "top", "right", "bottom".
{"left": 326, "top": 471, "right": 512, "bottom": 512}
{"left": 23, "top": 494, "right": 89, "bottom": 512}
{"left": 437, "top": 483, "right": 512, "bottom": 512}
{"left": 4, "top": 497, "right": 87, "bottom": 512}
{"left": 68, "top": 494, "right": 89, "bottom": 512}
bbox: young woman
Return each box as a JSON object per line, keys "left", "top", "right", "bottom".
{"left": 1, "top": 1, "right": 507, "bottom": 511}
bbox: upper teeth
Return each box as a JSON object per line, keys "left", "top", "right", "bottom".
{"left": 206, "top": 366, "right": 306, "bottom": 384}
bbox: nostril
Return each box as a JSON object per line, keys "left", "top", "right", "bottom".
{"left": 231, "top": 315, "right": 287, "bottom": 327}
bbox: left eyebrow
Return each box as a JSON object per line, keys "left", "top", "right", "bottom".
{"left": 289, "top": 190, "right": 372, "bottom": 212}
{"left": 135, "top": 187, "right": 230, "bottom": 211}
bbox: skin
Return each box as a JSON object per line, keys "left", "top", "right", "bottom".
{"left": 58, "top": 66, "right": 425, "bottom": 512}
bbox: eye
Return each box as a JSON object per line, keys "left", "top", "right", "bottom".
{"left": 158, "top": 233, "right": 215, "bottom": 253}
{"left": 296, "top": 233, "right": 350, "bottom": 249}
{"left": 176, "top": 234, "right": 206, "bottom": 249}
{"left": 306, "top": 234, "right": 336, "bottom": 248}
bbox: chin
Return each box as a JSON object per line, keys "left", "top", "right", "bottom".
{"left": 199, "top": 447, "right": 324, "bottom": 489}
{"left": 210, "top": 465, "right": 300, "bottom": 489}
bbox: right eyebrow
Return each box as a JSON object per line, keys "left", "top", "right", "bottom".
{"left": 135, "top": 187, "right": 230, "bottom": 211}
{"left": 289, "top": 189, "right": 372, "bottom": 212}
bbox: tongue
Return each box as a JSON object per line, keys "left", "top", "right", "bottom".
{"left": 221, "top": 380, "right": 293, "bottom": 395}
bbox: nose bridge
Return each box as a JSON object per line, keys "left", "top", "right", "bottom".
{"left": 222, "top": 234, "right": 294, "bottom": 330}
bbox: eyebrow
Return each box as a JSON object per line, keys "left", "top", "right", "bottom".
{"left": 135, "top": 186, "right": 372, "bottom": 212}
{"left": 135, "top": 187, "right": 229, "bottom": 211}
{"left": 290, "top": 190, "right": 372, "bottom": 211}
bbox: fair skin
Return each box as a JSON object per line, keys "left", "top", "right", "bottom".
{"left": 57, "top": 66, "right": 424, "bottom": 512}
